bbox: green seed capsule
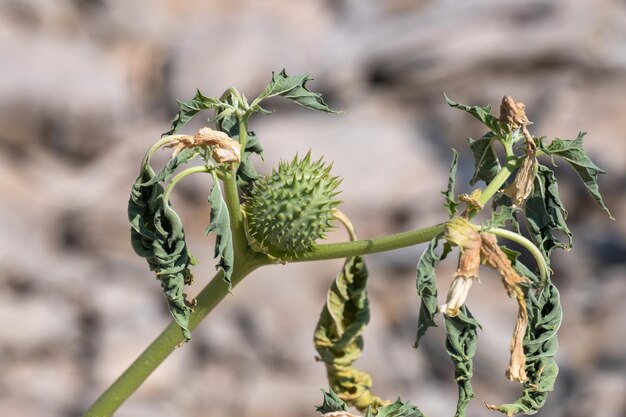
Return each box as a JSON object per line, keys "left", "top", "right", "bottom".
{"left": 243, "top": 152, "right": 342, "bottom": 255}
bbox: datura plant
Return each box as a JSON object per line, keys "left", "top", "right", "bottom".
{"left": 83, "top": 70, "right": 613, "bottom": 417}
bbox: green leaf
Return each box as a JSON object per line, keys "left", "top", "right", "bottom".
{"left": 524, "top": 164, "right": 572, "bottom": 263}
{"left": 206, "top": 177, "right": 234, "bottom": 288}
{"left": 128, "top": 163, "right": 195, "bottom": 341}
{"left": 486, "top": 205, "right": 520, "bottom": 230}
{"left": 314, "top": 256, "right": 386, "bottom": 412}
{"left": 142, "top": 148, "right": 199, "bottom": 186}
{"left": 444, "top": 306, "right": 479, "bottom": 417}
{"left": 375, "top": 399, "right": 425, "bottom": 417}
{"left": 445, "top": 95, "right": 506, "bottom": 137}
{"left": 468, "top": 132, "right": 501, "bottom": 185}
{"left": 315, "top": 389, "right": 349, "bottom": 414}
{"left": 488, "top": 281, "right": 561, "bottom": 416}
{"left": 237, "top": 131, "right": 263, "bottom": 195}
{"left": 256, "top": 69, "right": 336, "bottom": 113}
{"left": 442, "top": 149, "right": 459, "bottom": 218}
{"left": 540, "top": 133, "right": 613, "bottom": 219}
{"left": 164, "top": 89, "right": 220, "bottom": 136}
{"left": 414, "top": 237, "right": 443, "bottom": 348}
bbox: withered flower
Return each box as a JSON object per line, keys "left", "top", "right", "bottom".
{"left": 165, "top": 127, "right": 241, "bottom": 162}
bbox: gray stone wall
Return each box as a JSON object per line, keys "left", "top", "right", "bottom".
{"left": 1, "top": 1, "right": 625, "bottom": 416}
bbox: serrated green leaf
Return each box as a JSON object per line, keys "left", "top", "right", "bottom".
{"left": 414, "top": 237, "right": 443, "bottom": 348}
{"left": 316, "top": 389, "right": 349, "bottom": 414}
{"left": 524, "top": 164, "right": 572, "bottom": 264}
{"left": 375, "top": 399, "right": 425, "bottom": 417}
{"left": 206, "top": 177, "right": 234, "bottom": 287}
{"left": 486, "top": 205, "right": 520, "bottom": 230}
{"left": 443, "top": 149, "right": 459, "bottom": 218}
{"left": 446, "top": 95, "right": 506, "bottom": 137}
{"left": 444, "top": 306, "right": 479, "bottom": 417}
{"left": 468, "top": 132, "right": 501, "bottom": 185}
{"left": 314, "top": 256, "right": 386, "bottom": 412}
{"left": 165, "top": 89, "right": 220, "bottom": 136}
{"left": 141, "top": 148, "right": 199, "bottom": 186}
{"left": 540, "top": 133, "right": 613, "bottom": 219}
{"left": 488, "top": 281, "right": 561, "bottom": 416}
{"left": 256, "top": 69, "right": 336, "bottom": 113}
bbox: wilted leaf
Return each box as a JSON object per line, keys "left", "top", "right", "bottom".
{"left": 314, "top": 256, "right": 386, "bottom": 412}
{"left": 414, "top": 237, "right": 444, "bottom": 348}
{"left": 205, "top": 177, "right": 234, "bottom": 288}
{"left": 445, "top": 306, "right": 479, "bottom": 417}
{"left": 442, "top": 149, "right": 459, "bottom": 218}
{"left": 256, "top": 69, "right": 336, "bottom": 113}
{"left": 486, "top": 281, "right": 561, "bottom": 416}
{"left": 128, "top": 163, "right": 195, "bottom": 341}
{"left": 165, "top": 89, "right": 220, "bottom": 136}
{"left": 237, "top": 131, "right": 264, "bottom": 195}
{"left": 524, "top": 164, "right": 572, "bottom": 263}
{"left": 468, "top": 132, "right": 501, "bottom": 185}
{"left": 540, "top": 133, "right": 613, "bottom": 219}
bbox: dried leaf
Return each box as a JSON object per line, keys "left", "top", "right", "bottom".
{"left": 165, "top": 127, "right": 241, "bottom": 162}
{"left": 502, "top": 147, "right": 537, "bottom": 207}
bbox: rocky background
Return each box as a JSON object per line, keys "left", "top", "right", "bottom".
{"left": 1, "top": 1, "right": 625, "bottom": 416}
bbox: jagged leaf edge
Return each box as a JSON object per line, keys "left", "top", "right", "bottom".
{"left": 414, "top": 237, "right": 444, "bottom": 348}
{"left": 256, "top": 69, "right": 337, "bottom": 113}
{"left": 165, "top": 89, "right": 220, "bottom": 136}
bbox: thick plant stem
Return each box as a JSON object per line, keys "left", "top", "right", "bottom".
{"left": 82, "top": 255, "right": 264, "bottom": 417}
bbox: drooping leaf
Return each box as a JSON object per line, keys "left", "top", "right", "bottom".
{"left": 446, "top": 95, "right": 506, "bottom": 137}
{"left": 165, "top": 89, "right": 220, "bottom": 136}
{"left": 540, "top": 133, "right": 613, "bottom": 219}
{"left": 206, "top": 176, "right": 234, "bottom": 288}
{"left": 487, "top": 281, "right": 561, "bottom": 416}
{"left": 256, "top": 69, "right": 336, "bottom": 113}
{"left": 468, "top": 132, "right": 501, "bottom": 185}
{"left": 524, "top": 164, "right": 572, "bottom": 264}
{"left": 444, "top": 306, "right": 479, "bottom": 417}
{"left": 374, "top": 399, "right": 426, "bottom": 417}
{"left": 315, "top": 389, "right": 349, "bottom": 414}
{"left": 142, "top": 148, "right": 199, "bottom": 186}
{"left": 237, "top": 131, "right": 264, "bottom": 195}
{"left": 128, "top": 163, "right": 195, "bottom": 341}
{"left": 442, "top": 149, "right": 459, "bottom": 218}
{"left": 314, "top": 256, "right": 386, "bottom": 412}
{"left": 414, "top": 237, "right": 443, "bottom": 348}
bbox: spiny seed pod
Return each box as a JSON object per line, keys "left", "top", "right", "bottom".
{"left": 244, "top": 152, "right": 341, "bottom": 256}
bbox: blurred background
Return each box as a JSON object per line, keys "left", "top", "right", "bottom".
{"left": 1, "top": 1, "right": 625, "bottom": 416}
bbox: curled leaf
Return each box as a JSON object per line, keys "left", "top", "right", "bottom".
{"left": 128, "top": 165, "right": 195, "bottom": 341}
{"left": 314, "top": 256, "right": 386, "bottom": 412}
{"left": 414, "top": 237, "right": 444, "bottom": 348}
{"left": 206, "top": 176, "right": 234, "bottom": 288}
{"left": 443, "top": 149, "right": 459, "bottom": 218}
{"left": 445, "top": 306, "right": 479, "bottom": 417}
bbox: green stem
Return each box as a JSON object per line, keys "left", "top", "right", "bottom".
{"left": 83, "top": 254, "right": 265, "bottom": 417}
{"left": 285, "top": 223, "right": 446, "bottom": 262}
{"left": 163, "top": 165, "right": 212, "bottom": 202}
{"left": 143, "top": 135, "right": 185, "bottom": 167}
{"left": 489, "top": 227, "right": 549, "bottom": 284}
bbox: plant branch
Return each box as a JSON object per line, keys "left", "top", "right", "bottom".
{"left": 83, "top": 253, "right": 264, "bottom": 417}
{"left": 163, "top": 165, "right": 212, "bottom": 202}
{"left": 285, "top": 222, "right": 446, "bottom": 263}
